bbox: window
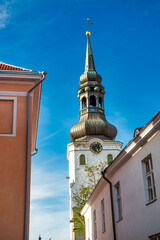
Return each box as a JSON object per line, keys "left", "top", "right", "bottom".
{"left": 149, "top": 233, "right": 160, "bottom": 240}
{"left": 99, "top": 97, "right": 103, "bottom": 108}
{"left": 114, "top": 182, "right": 123, "bottom": 221}
{"left": 107, "top": 154, "right": 113, "bottom": 165}
{"left": 142, "top": 154, "right": 156, "bottom": 204}
{"left": 93, "top": 210, "right": 97, "bottom": 240}
{"left": 101, "top": 199, "right": 106, "bottom": 233}
{"left": 82, "top": 97, "right": 87, "bottom": 109}
{"left": 0, "top": 97, "right": 17, "bottom": 137}
{"left": 90, "top": 95, "right": 96, "bottom": 107}
{"left": 79, "top": 155, "right": 86, "bottom": 165}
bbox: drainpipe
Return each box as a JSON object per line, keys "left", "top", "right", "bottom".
{"left": 24, "top": 71, "right": 47, "bottom": 240}
{"left": 31, "top": 148, "right": 38, "bottom": 157}
{"left": 101, "top": 170, "right": 117, "bottom": 240}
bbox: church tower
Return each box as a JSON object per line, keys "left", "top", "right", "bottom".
{"left": 67, "top": 31, "right": 122, "bottom": 240}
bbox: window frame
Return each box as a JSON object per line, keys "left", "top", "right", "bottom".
{"left": 142, "top": 154, "right": 157, "bottom": 205}
{"left": 93, "top": 210, "right": 97, "bottom": 240}
{"left": 101, "top": 199, "right": 106, "bottom": 233}
{"left": 114, "top": 182, "right": 123, "bottom": 222}
{"left": 0, "top": 97, "right": 17, "bottom": 137}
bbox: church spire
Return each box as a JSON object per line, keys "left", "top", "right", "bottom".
{"left": 85, "top": 31, "right": 95, "bottom": 72}
{"left": 70, "top": 31, "right": 117, "bottom": 142}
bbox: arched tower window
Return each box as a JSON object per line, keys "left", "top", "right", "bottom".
{"left": 82, "top": 97, "right": 87, "bottom": 109}
{"left": 107, "top": 154, "right": 113, "bottom": 165}
{"left": 99, "top": 97, "right": 103, "bottom": 108}
{"left": 90, "top": 95, "right": 96, "bottom": 107}
{"left": 80, "top": 155, "right": 86, "bottom": 165}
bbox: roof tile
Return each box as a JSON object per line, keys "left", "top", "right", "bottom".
{"left": 0, "top": 62, "right": 31, "bottom": 71}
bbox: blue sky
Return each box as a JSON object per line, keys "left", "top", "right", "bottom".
{"left": 0, "top": 0, "right": 160, "bottom": 239}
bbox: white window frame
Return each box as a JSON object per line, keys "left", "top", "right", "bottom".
{"left": 101, "top": 199, "right": 106, "bottom": 233}
{"left": 0, "top": 97, "right": 17, "bottom": 137}
{"left": 142, "top": 154, "right": 156, "bottom": 204}
{"left": 114, "top": 182, "right": 123, "bottom": 222}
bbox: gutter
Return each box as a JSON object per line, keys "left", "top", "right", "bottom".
{"left": 101, "top": 170, "right": 117, "bottom": 240}
{"left": 0, "top": 70, "right": 42, "bottom": 75}
{"left": 24, "top": 71, "right": 47, "bottom": 240}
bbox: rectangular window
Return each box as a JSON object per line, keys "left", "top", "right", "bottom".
{"left": 0, "top": 100, "right": 13, "bottom": 134}
{"left": 149, "top": 233, "right": 160, "bottom": 240}
{"left": 101, "top": 199, "right": 106, "bottom": 233}
{"left": 114, "top": 182, "right": 123, "bottom": 221}
{"left": 0, "top": 97, "right": 17, "bottom": 136}
{"left": 142, "top": 154, "right": 156, "bottom": 204}
{"left": 93, "top": 210, "right": 97, "bottom": 240}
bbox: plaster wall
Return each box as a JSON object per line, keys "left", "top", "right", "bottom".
{"left": 112, "top": 131, "right": 160, "bottom": 240}
{"left": 67, "top": 138, "right": 122, "bottom": 240}
{"left": 83, "top": 131, "right": 160, "bottom": 240}
{"left": 85, "top": 182, "right": 113, "bottom": 240}
{"left": 0, "top": 81, "right": 34, "bottom": 240}
{"left": 67, "top": 138, "right": 122, "bottom": 199}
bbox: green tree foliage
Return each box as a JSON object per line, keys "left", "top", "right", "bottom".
{"left": 71, "top": 162, "right": 107, "bottom": 239}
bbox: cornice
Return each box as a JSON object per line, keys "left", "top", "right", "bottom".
{"left": 105, "top": 111, "right": 160, "bottom": 177}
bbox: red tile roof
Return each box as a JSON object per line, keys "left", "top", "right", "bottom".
{"left": 0, "top": 62, "right": 31, "bottom": 71}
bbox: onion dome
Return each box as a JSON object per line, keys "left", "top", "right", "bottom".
{"left": 70, "top": 31, "right": 117, "bottom": 142}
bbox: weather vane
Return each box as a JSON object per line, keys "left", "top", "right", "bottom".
{"left": 85, "top": 18, "right": 95, "bottom": 25}
{"left": 84, "top": 18, "right": 95, "bottom": 33}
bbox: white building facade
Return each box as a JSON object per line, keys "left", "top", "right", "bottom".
{"left": 81, "top": 111, "right": 160, "bottom": 240}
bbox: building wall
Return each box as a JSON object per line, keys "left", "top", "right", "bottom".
{"left": 112, "top": 131, "right": 160, "bottom": 240}
{"left": 67, "top": 138, "right": 122, "bottom": 240}
{"left": 0, "top": 80, "right": 35, "bottom": 240}
{"left": 68, "top": 139, "right": 122, "bottom": 192}
{"left": 83, "top": 131, "right": 160, "bottom": 240}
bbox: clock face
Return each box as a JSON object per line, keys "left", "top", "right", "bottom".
{"left": 90, "top": 142, "right": 103, "bottom": 154}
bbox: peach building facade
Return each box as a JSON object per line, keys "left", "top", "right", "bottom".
{"left": 0, "top": 63, "right": 46, "bottom": 240}
{"left": 81, "top": 111, "right": 160, "bottom": 240}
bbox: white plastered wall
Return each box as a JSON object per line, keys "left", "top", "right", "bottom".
{"left": 82, "top": 131, "right": 160, "bottom": 240}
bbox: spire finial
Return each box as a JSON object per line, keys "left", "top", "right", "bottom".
{"left": 85, "top": 29, "right": 95, "bottom": 72}
{"left": 86, "top": 31, "right": 91, "bottom": 36}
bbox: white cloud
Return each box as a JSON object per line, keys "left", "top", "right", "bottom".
{"left": 31, "top": 166, "right": 68, "bottom": 201}
{"left": 0, "top": 0, "right": 18, "bottom": 29}
{"left": 30, "top": 206, "right": 70, "bottom": 240}
{"left": 30, "top": 165, "right": 70, "bottom": 240}
{"left": 108, "top": 112, "right": 133, "bottom": 147}
{"left": 0, "top": 3, "right": 9, "bottom": 28}
{"left": 39, "top": 129, "right": 64, "bottom": 143}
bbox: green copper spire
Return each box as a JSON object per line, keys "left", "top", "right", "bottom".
{"left": 69, "top": 31, "right": 117, "bottom": 142}
{"left": 85, "top": 31, "right": 95, "bottom": 72}
{"left": 80, "top": 32, "right": 102, "bottom": 85}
